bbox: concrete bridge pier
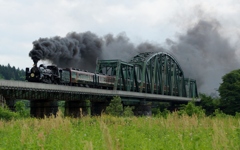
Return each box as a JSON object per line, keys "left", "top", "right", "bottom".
{"left": 65, "top": 100, "right": 91, "bottom": 117}
{"left": 91, "top": 101, "right": 110, "bottom": 116}
{"left": 30, "top": 100, "right": 58, "bottom": 118}
{"left": 133, "top": 100, "right": 152, "bottom": 116}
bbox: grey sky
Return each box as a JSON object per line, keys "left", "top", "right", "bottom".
{"left": 0, "top": 0, "right": 240, "bottom": 94}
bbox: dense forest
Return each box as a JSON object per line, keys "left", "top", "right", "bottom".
{"left": 0, "top": 64, "right": 25, "bottom": 81}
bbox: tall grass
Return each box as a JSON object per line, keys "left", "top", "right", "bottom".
{"left": 0, "top": 112, "right": 239, "bottom": 150}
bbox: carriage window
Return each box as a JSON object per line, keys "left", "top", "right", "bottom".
{"left": 72, "top": 72, "right": 77, "bottom": 79}
{"left": 80, "top": 74, "right": 88, "bottom": 80}
{"left": 99, "top": 76, "right": 104, "bottom": 82}
{"left": 62, "top": 70, "right": 70, "bottom": 82}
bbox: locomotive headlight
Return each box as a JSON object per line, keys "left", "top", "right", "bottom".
{"left": 30, "top": 73, "right": 35, "bottom": 77}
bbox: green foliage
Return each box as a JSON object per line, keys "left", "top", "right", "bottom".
{"left": 152, "top": 108, "right": 160, "bottom": 116}
{"left": 235, "top": 112, "right": 240, "bottom": 118}
{"left": 123, "top": 106, "right": 134, "bottom": 117}
{"left": 199, "top": 93, "right": 220, "bottom": 116}
{"left": 178, "top": 101, "right": 205, "bottom": 117}
{"left": 106, "top": 96, "right": 134, "bottom": 117}
{"left": 213, "top": 109, "right": 228, "bottom": 118}
{"left": 152, "top": 108, "right": 170, "bottom": 118}
{"left": 219, "top": 69, "right": 240, "bottom": 115}
{"left": 0, "top": 74, "right": 4, "bottom": 79}
{"left": 85, "top": 100, "right": 91, "bottom": 116}
{"left": 15, "top": 101, "right": 30, "bottom": 118}
{"left": 58, "top": 101, "right": 65, "bottom": 113}
{"left": 0, "top": 63, "right": 25, "bottom": 81}
{"left": 105, "top": 96, "right": 123, "bottom": 116}
{"left": 152, "top": 102, "right": 171, "bottom": 118}
{"left": 0, "top": 105, "right": 19, "bottom": 120}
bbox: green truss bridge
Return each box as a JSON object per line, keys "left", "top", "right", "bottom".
{"left": 96, "top": 52, "right": 198, "bottom": 98}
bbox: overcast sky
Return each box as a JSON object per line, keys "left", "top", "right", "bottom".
{"left": 0, "top": 0, "right": 240, "bottom": 94}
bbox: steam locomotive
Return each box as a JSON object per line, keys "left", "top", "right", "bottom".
{"left": 26, "top": 64, "right": 116, "bottom": 89}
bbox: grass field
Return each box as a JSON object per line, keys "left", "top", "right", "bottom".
{"left": 0, "top": 112, "right": 239, "bottom": 150}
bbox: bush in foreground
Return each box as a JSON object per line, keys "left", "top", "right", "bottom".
{"left": 178, "top": 101, "right": 205, "bottom": 117}
{"left": 105, "top": 96, "right": 134, "bottom": 117}
{"left": 15, "top": 101, "right": 30, "bottom": 118}
{"left": 0, "top": 105, "right": 19, "bottom": 120}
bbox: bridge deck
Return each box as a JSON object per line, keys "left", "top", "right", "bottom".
{"left": 0, "top": 80, "right": 199, "bottom": 102}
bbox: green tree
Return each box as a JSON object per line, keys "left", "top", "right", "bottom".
{"left": 105, "top": 96, "right": 123, "bottom": 116}
{"left": 0, "top": 63, "right": 25, "bottom": 81}
{"left": 198, "top": 94, "right": 220, "bottom": 116}
{"left": 152, "top": 102, "right": 170, "bottom": 116}
{"left": 178, "top": 101, "right": 205, "bottom": 117}
{"left": 0, "top": 74, "right": 4, "bottom": 79}
{"left": 15, "top": 101, "right": 30, "bottom": 118}
{"left": 219, "top": 69, "right": 240, "bottom": 115}
{"left": 0, "top": 105, "right": 19, "bottom": 120}
{"left": 123, "top": 106, "right": 134, "bottom": 117}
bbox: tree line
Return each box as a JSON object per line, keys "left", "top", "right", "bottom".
{"left": 0, "top": 64, "right": 25, "bottom": 81}
{"left": 200, "top": 69, "right": 240, "bottom": 116}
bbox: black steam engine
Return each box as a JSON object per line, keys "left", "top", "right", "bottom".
{"left": 26, "top": 64, "right": 61, "bottom": 84}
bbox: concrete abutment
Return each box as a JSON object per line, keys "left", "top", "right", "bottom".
{"left": 132, "top": 100, "right": 152, "bottom": 116}
{"left": 64, "top": 100, "right": 91, "bottom": 117}
{"left": 30, "top": 100, "right": 58, "bottom": 118}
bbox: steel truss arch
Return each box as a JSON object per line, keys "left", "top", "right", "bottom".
{"left": 130, "top": 52, "right": 197, "bottom": 97}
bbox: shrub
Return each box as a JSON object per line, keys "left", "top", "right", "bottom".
{"left": 153, "top": 108, "right": 170, "bottom": 118}
{"left": 213, "top": 109, "right": 228, "bottom": 117}
{"left": 235, "top": 112, "right": 240, "bottom": 118}
{"left": 15, "top": 101, "right": 30, "bottom": 118}
{"left": 178, "top": 101, "right": 205, "bottom": 117}
{"left": 58, "top": 101, "right": 65, "bottom": 113}
{"left": 0, "top": 105, "right": 19, "bottom": 120}
{"left": 199, "top": 93, "right": 220, "bottom": 116}
{"left": 123, "top": 106, "right": 134, "bottom": 117}
{"left": 105, "top": 96, "right": 123, "bottom": 117}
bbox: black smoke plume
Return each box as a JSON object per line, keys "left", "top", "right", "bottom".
{"left": 167, "top": 19, "right": 240, "bottom": 94}
{"left": 29, "top": 18, "right": 240, "bottom": 94}
{"left": 29, "top": 32, "right": 165, "bottom": 71}
{"left": 29, "top": 32, "right": 102, "bottom": 70}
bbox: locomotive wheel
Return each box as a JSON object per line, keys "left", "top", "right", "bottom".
{"left": 51, "top": 76, "right": 55, "bottom": 84}
{"left": 42, "top": 77, "right": 52, "bottom": 84}
{"left": 46, "top": 78, "right": 52, "bottom": 84}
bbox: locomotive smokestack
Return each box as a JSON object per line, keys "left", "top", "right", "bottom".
{"left": 33, "top": 60, "right": 38, "bottom": 66}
